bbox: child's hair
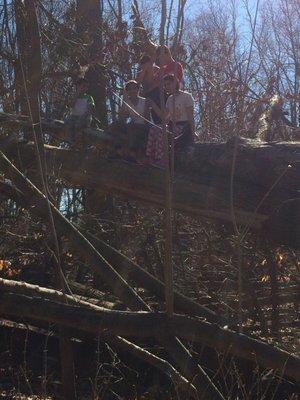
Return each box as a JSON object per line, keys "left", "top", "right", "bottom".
{"left": 163, "top": 74, "right": 179, "bottom": 91}
{"left": 156, "top": 45, "right": 172, "bottom": 57}
{"left": 125, "top": 80, "right": 139, "bottom": 91}
{"left": 139, "top": 54, "right": 151, "bottom": 65}
{"left": 76, "top": 77, "right": 88, "bottom": 86}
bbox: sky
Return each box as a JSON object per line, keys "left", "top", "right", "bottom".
{"left": 187, "top": 0, "right": 260, "bottom": 19}
{"left": 185, "top": 0, "right": 261, "bottom": 47}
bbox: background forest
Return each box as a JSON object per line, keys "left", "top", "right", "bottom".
{"left": 0, "top": 0, "right": 299, "bottom": 399}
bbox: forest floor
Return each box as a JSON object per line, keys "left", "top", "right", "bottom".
{"left": 0, "top": 199, "right": 299, "bottom": 399}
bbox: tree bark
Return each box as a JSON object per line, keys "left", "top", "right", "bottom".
{"left": 14, "top": 2, "right": 76, "bottom": 397}
{"left": 159, "top": 0, "right": 167, "bottom": 45}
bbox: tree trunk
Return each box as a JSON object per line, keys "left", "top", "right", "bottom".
{"left": 14, "top": 2, "right": 76, "bottom": 397}
{"left": 159, "top": 0, "right": 167, "bottom": 45}
{"left": 76, "top": 0, "right": 107, "bottom": 126}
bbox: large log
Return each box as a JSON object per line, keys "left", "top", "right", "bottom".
{"left": 0, "top": 279, "right": 299, "bottom": 383}
{"left": 3, "top": 137, "right": 300, "bottom": 247}
{"left": 1, "top": 113, "right": 300, "bottom": 233}
{"left": 0, "top": 139, "right": 268, "bottom": 228}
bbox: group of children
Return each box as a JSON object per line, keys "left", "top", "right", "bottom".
{"left": 66, "top": 44, "right": 196, "bottom": 166}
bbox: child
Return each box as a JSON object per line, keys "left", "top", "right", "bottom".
{"left": 136, "top": 54, "right": 160, "bottom": 96}
{"left": 164, "top": 74, "right": 195, "bottom": 149}
{"left": 137, "top": 54, "right": 163, "bottom": 125}
{"left": 65, "top": 77, "right": 95, "bottom": 146}
{"left": 118, "top": 80, "right": 150, "bottom": 161}
{"left": 156, "top": 45, "right": 184, "bottom": 84}
{"left": 146, "top": 74, "right": 194, "bottom": 167}
{"left": 141, "top": 45, "right": 184, "bottom": 125}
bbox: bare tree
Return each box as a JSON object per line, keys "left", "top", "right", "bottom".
{"left": 159, "top": 0, "right": 167, "bottom": 44}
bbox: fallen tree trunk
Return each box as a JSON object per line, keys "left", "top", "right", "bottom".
{"left": 0, "top": 279, "right": 299, "bottom": 382}
{"left": 1, "top": 112, "right": 299, "bottom": 209}
{"left": 0, "top": 139, "right": 269, "bottom": 229}
{"left": 2, "top": 138, "right": 300, "bottom": 247}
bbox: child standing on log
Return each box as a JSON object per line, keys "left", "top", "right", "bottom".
{"left": 156, "top": 45, "right": 184, "bottom": 84}
{"left": 65, "top": 78, "right": 95, "bottom": 147}
{"left": 136, "top": 54, "right": 163, "bottom": 125}
{"left": 164, "top": 74, "right": 195, "bottom": 149}
{"left": 137, "top": 54, "right": 160, "bottom": 97}
{"left": 138, "top": 46, "right": 184, "bottom": 125}
{"left": 146, "top": 74, "right": 195, "bottom": 167}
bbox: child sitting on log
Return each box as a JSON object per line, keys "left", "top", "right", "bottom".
{"left": 65, "top": 77, "right": 95, "bottom": 147}
{"left": 118, "top": 80, "right": 150, "bottom": 162}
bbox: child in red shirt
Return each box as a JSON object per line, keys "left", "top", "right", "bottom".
{"left": 156, "top": 45, "right": 183, "bottom": 83}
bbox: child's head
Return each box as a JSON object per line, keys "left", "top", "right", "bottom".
{"left": 125, "top": 80, "right": 139, "bottom": 98}
{"left": 156, "top": 45, "right": 172, "bottom": 66}
{"left": 163, "top": 74, "right": 179, "bottom": 93}
{"left": 76, "top": 77, "right": 88, "bottom": 93}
